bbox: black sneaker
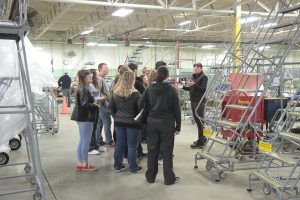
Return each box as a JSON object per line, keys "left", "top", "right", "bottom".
{"left": 190, "top": 142, "right": 205, "bottom": 149}
{"left": 129, "top": 166, "right": 143, "bottom": 174}
{"left": 175, "top": 177, "right": 180, "bottom": 183}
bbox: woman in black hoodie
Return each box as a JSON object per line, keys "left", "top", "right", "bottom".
{"left": 140, "top": 66, "right": 181, "bottom": 185}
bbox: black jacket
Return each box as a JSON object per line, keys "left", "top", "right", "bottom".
{"left": 71, "top": 87, "right": 99, "bottom": 122}
{"left": 58, "top": 74, "right": 72, "bottom": 89}
{"left": 135, "top": 77, "right": 145, "bottom": 94}
{"left": 110, "top": 90, "right": 141, "bottom": 129}
{"left": 139, "top": 82, "right": 181, "bottom": 131}
{"left": 183, "top": 72, "right": 207, "bottom": 102}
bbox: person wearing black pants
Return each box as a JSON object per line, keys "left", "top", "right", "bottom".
{"left": 140, "top": 66, "right": 181, "bottom": 185}
{"left": 177, "top": 63, "right": 208, "bottom": 149}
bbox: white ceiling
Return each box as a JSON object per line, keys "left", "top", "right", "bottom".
{"left": 4, "top": 0, "right": 300, "bottom": 45}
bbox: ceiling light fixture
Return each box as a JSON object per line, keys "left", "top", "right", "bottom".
{"left": 81, "top": 27, "right": 94, "bottom": 35}
{"left": 201, "top": 44, "right": 215, "bottom": 49}
{"left": 112, "top": 8, "right": 134, "bottom": 17}
{"left": 86, "top": 42, "right": 97, "bottom": 47}
{"left": 142, "top": 37, "right": 149, "bottom": 40}
{"left": 262, "top": 23, "right": 277, "bottom": 28}
{"left": 258, "top": 45, "right": 271, "bottom": 50}
{"left": 241, "top": 16, "right": 261, "bottom": 24}
{"left": 97, "top": 43, "right": 118, "bottom": 47}
{"left": 179, "top": 20, "right": 191, "bottom": 26}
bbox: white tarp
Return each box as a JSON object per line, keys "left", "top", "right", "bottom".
{"left": 0, "top": 37, "right": 56, "bottom": 145}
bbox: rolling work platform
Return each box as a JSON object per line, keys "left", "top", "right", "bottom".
{"left": 0, "top": 0, "right": 45, "bottom": 199}
{"left": 194, "top": 0, "right": 300, "bottom": 182}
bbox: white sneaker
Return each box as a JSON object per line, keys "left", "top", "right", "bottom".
{"left": 98, "top": 146, "right": 106, "bottom": 152}
{"left": 123, "top": 158, "right": 128, "bottom": 164}
{"left": 88, "top": 149, "right": 100, "bottom": 155}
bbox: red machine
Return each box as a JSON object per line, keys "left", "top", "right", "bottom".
{"left": 221, "top": 73, "right": 265, "bottom": 139}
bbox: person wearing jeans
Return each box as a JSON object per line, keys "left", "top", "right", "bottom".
{"left": 58, "top": 73, "right": 72, "bottom": 107}
{"left": 71, "top": 69, "right": 99, "bottom": 171}
{"left": 114, "top": 127, "right": 140, "bottom": 172}
{"left": 110, "top": 71, "right": 142, "bottom": 173}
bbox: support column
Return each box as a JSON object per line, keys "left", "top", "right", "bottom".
{"left": 232, "top": 0, "right": 241, "bottom": 74}
{"left": 176, "top": 40, "right": 180, "bottom": 69}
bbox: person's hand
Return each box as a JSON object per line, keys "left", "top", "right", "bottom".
{"left": 104, "top": 100, "right": 109, "bottom": 108}
{"left": 188, "top": 80, "right": 195, "bottom": 87}
{"left": 175, "top": 131, "right": 180, "bottom": 135}
{"left": 176, "top": 83, "right": 183, "bottom": 90}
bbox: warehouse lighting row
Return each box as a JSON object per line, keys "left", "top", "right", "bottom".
{"left": 86, "top": 42, "right": 118, "bottom": 47}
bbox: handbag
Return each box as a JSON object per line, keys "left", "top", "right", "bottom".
{"left": 134, "top": 108, "right": 148, "bottom": 124}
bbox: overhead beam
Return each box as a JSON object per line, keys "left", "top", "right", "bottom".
{"left": 200, "top": 0, "right": 217, "bottom": 10}
{"left": 38, "top": 0, "right": 297, "bottom": 17}
{"left": 35, "top": 3, "right": 74, "bottom": 39}
{"left": 257, "top": 1, "right": 271, "bottom": 12}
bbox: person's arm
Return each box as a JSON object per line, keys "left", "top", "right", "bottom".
{"left": 194, "top": 76, "right": 208, "bottom": 92}
{"left": 135, "top": 81, "right": 145, "bottom": 94}
{"left": 138, "top": 88, "right": 149, "bottom": 110}
{"left": 173, "top": 89, "right": 181, "bottom": 132}
{"left": 134, "top": 92, "right": 142, "bottom": 115}
{"left": 109, "top": 95, "right": 116, "bottom": 117}
{"left": 79, "top": 88, "right": 98, "bottom": 111}
{"left": 58, "top": 77, "right": 62, "bottom": 87}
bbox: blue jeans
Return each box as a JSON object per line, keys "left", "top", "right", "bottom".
{"left": 62, "top": 89, "right": 71, "bottom": 107}
{"left": 96, "top": 105, "right": 113, "bottom": 144}
{"left": 114, "top": 127, "right": 140, "bottom": 172}
{"left": 77, "top": 122, "right": 93, "bottom": 162}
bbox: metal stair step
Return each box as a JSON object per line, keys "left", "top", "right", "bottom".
{"left": 279, "top": 4, "right": 300, "bottom": 14}
{"left": 218, "top": 120, "right": 238, "bottom": 127}
{"left": 266, "top": 152, "right": 297, "bottom": 165}
{"left": 226, "top": 104, "right": 253, "bottom": 110}
{"left": 209, "top": 136, "right": 229, "bottom": 145}
{"left": 198, "top": 152, "right": 223, "bottom": 163}
{"left": 288, "top": 111, "right": 300, "bottom": 117}
{"left": 253, "top": 171, "right": 284, "bottom": 189}
{"left": 280, "top": 132, "right": 300, "bottom": 142}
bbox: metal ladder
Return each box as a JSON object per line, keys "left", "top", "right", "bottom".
{"left": 0, "top": 0, "right": 45, "bottom": 199}
{"left": 248, "top": 86, "right": 300, "bottom": 200}
{"left": 124, "top": 45, "right": 148, "bottom": 66}
{"left": 194, "top": 0, "right": 300, "bottom": 181}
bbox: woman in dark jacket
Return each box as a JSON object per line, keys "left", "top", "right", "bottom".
{"left": 140, "top": 66, "right": 181, "bottom": 185}
{"left": 71, "top": 69, "right": 99, "bottom": 171}
{"left": 110, "top": 71, "right": 142, "bottom": 173}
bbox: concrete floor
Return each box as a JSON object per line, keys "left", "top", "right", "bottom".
{"left": 0, "top": 113, "right": 277, "bottom": 200}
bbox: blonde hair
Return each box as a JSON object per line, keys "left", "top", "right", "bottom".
{"left": 113, "top": 71, "right": 135, "bottom": 97}
{"left": 148, "top": 70, "right": 157, "bottom": 84}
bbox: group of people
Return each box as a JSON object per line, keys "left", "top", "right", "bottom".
{"left": 69, "top": 61, "right": 208, "bottom": 185}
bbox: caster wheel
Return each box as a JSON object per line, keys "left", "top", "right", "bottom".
{"left": 0, "top": 152, "right": 9, "bottom": 165}
{"left": 219, "top": 171, "right": 226, "bottom": 179}
{"left": 194, "top": 166, "right": 198, "bottom": 169}
{"left": 33, "top": 192, "right": 42, "bottom": 200}
{"left": 24, "top": 165, "right": 31, "bottom": 173}
{"left": 9, "top": 138, "right": 21, "bottom": 151}
{"left": 30, "top": 176, "right": 36, "bottom": 185}
{"left": 18, "top": 134, "right": 22, "bottom": 141}
{"left": 205, "top": 162, "right": 213, "bottom": 171}
{"left": 263, "top": 184, "right": 271, "bottom": 195}
{"left": 247, "top": 189, "right": 253, "bottom": 192}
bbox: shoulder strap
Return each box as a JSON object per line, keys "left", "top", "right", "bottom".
{"left": 194, "top": 73, "right": 205, "bottom": 83}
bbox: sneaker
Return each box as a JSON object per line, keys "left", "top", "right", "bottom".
{"left": 123, "top": 158, "right": 128, "bottom": 164}
{"left": 98, "top": 146, "right": 106, "bottom": 152}
{"left": 175, "top": 177, "right": 180, "bottom": 183}
{"left": 107, "top": 142, "right": 115, "bottom": 147}
{"left": 88, "top": 149, "right": 100, "bottom": 155}
{"left": 81, "top": 164, "right": 97, "bottom": 171}
{"left": 158, "top": 160, "right": 163, "bottom": 165}
{"left": 114, "top": 165, "right": 126, "bottom": 173}
{"left": 129, "top": 166, "right": 143, "bottom": 174}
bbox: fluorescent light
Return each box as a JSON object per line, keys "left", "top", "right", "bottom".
{"left": 258, "top": 45, "right": 271, "bottom": 51}
{"left": 86, "top": 42, "right": 97, "bottom": 47}
{"left": 241, "top": 16, "right": 260, "bottom": 24}
{"left": 142, "top": 37, "right": 149, "bottom": 40}
{"left": 262, "top": 23, "right": 277, "bottom": 28}
{"left": 179, "top": 20, "right": 191, "bottom": 26}
{"left": 81, "top": 28, "right": 94, "bottom": 35}
{"left": 146, "top": 41, "right": 151, "bottom": 44}
{"left": 201, "top": 45, "right": 215, "bottom": 49}
{"left": 97, "top": 43, "right": 118, "bottom": 47}
{"left": 112, "top": 8, "right": 133, "bottom": 17}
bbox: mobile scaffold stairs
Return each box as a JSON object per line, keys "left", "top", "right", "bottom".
{"left": 193, "top": 0, "right": 300, "bottom": 182}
